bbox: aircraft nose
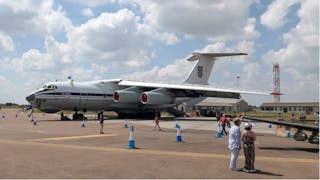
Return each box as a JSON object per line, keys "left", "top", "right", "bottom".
{"left": 26, "top": 93, "right": 35, "bottom": 103}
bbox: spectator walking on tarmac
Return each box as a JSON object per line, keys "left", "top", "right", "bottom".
{"left": 154, "top": 112, "right": 162, "bottom": 131}
{"left": 220, "top": 114, "right": 228, "bottom": 135}
{"left": 98, "top": 112, "right": 104, "bottom": 134}
{"left": 241, "top": 123, "right": 256, "bottom": 173}
{"left": 228, "top": 117, "right": 242, "bottom": 171}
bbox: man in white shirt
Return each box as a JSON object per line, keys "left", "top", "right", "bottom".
{"left": 228, "top": 117, "right": 242, "bottom": 170}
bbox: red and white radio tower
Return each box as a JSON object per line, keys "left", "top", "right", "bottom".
{"left": 271, "top": 62, "right": 282, "bottom": 102}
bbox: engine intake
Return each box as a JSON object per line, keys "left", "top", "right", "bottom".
{"left": 140, "top": 91, "right": 174, "bottom": 105}
{"left": 113, "top": 87, "right": 141, "bottom": 103}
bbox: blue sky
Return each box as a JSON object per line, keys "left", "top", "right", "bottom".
{"left": 0, "top": 0, "right": 318, "bottom": 105}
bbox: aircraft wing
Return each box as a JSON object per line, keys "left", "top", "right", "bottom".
{"left": 244, "top": 116, "right": 319, "bottom": 132}
{"left": 118, "top": 80, "right": 268, "bottom": 98}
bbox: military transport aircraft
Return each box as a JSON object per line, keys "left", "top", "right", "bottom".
{"left": 244, "top": 116, "right": 319, "bottom": 144}
{"left": 26, "top": 52, "right": 267, "bottom": 119}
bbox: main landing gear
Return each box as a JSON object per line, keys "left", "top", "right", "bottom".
{"left": 72, "top": 108, "right": 87, "bottom": 120}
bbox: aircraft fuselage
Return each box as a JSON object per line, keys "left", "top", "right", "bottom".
{"left": 26, "top": 79, "right": 186, "bottom": 115}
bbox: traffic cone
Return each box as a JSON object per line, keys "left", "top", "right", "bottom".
{"left": 128, "top": 125, "right": 136, "bottom": 149}
{"left": 81, "top": 117, "right": 85, "bottom": 128}
{"left": 286, "top": 130, "right": 291, "bottom": 138}
{"left": 176, "top": 127, "right": 182, "bottom": 142}
{"left": 123, "top": 119, "right": 128, "bottom": 128}
{"left": 216, "top": 123, "right": 222, "bottom": 138}
{"left": 268, "top": 124, "right": 272, "bottom": 128}
{"left": 216, "top": 131, "right": 222, "bottom": 138}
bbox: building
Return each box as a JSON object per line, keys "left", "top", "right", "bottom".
{"left": 260, "top": 102, "right": 319, "bottom": 114}
{"left": 190, "top": 97, "right": 249, "bottom": 115}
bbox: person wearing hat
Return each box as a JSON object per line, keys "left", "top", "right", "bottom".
{"left": 228, "top": 117, "right": 242, "bottom": 171}
{"left": 241, "top": 122, "right": 256, "bottom": 173}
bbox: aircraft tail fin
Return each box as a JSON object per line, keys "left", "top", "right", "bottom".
{"left": 184, "top": 52, "right": 247, "bottom": 85}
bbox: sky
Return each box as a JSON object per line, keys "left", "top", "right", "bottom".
{"left": 0, "top": 0, "right": 318, "bottom": 106}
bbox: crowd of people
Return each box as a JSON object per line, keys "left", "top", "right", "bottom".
{"left": 95, "top": 110, "right": 318, "bottom": 173}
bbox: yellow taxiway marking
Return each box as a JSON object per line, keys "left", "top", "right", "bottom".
{"left": 29, "top": 134, "right": 116, "bottom": 142}
{"left": 0, "top": 139, "right": 317, "bottom": 164}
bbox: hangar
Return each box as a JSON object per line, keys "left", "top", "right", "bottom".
{"left": 185, "top": 97, "right": 249, "bottom": 116}
{"left": 260, "top": 102, "right": 319, "bottom": 114}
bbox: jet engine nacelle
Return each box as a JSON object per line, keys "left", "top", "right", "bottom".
{"left": 140, "top": 91, "right": 175, "bottom": 105}
{"left": 113, "top": 88, "right": 141, "bottom": 103}
{"left": 293, "top": 132, "right": 308, "bottom": 141}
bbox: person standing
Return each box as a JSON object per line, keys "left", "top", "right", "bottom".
{"left": 154, "top": 112, "right": 162, "bottom": 131}
{"left": 228, "top": 117, "right": 242, "bottom": 171}
{"left": 216, "top": 109, "right": 221, "bottom": 121}
{"left": 299, "top": 113, "right": 306, "bottom": 124}
{"left": 278, "top": 113, "right": 284, "bottom": 121}
{"left": 314, "top": 112, "right": 319, "bottom": 127}
{"left": 290, "top": 113, "right": 296, "bottom": 123}
{"left": 220, "top": 114, "right": 228, "bottom": 135}
{"left": 241, "top": 123, "right": 256, "bottom": 173}
{"left": 99, "top": 112, "right": 105, "bottom": 134}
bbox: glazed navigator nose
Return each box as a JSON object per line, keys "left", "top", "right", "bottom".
{"left": 26, "top": 93, "right": 35, "bottom": 103}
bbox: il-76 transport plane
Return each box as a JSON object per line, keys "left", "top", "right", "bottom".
{"left": 26, "top": 52, "right": 267, "bottom": 118}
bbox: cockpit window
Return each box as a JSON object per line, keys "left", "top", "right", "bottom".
{"left": 43, "top": 84, "right": 57, "bottom": 90}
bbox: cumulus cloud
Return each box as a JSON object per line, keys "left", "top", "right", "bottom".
{"left": 81, "top": 8, "right": 94, "bottom": 17}
{"left": 67, "top": 9, "right": 154, "bottom": 67}
{"left": 123, "top": 40, "right": 257, "bottom": 85}
{"left": 2, "top": 36, "right": 66, "bottom": 73}
{"left": 0, "top": 0, "right": 72, "bottom": 35}
{"left": 261, "top": 0, "right": 319, "bottom": 100}
{"left": 260, "top": 0, "right": 300, "bottom": 30}
{"left": 0, "top": 31, "right": 14, "bottom": 51}
{"left": 2, "top": 8, "right": 166, "bottom": 89}
{"left": 68, "top": 0, "right": 116, "bottom": 7}
{"left": 133, "top": 0, "right": 260, "bottom": 41}
{"left": 262, "top": 0, "right": 318, "bottom": 80}
{"left": 123, "top": 58, "right": 195, "bottom": 82}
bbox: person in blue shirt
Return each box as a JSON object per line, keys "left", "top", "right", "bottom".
{"left": 228, "top": 116, "right": 242, "bottom": 171}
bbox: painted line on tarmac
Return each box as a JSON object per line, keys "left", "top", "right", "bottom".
{"left": 0, "top": 139, "right": 317, "bottom": 164}
{"left": 28, "top": 134, "right": 116, "bottom": 142}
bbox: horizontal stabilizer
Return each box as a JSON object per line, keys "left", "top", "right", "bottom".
{"left": 187, "top": 52, "right": 247, "bottom": 61}
{"left": 185, "top": 52, "right": 247, "bottom": 85}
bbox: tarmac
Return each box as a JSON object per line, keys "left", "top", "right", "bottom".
{"left": 0, "top": 108, "right": 319, "bottom": 179}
